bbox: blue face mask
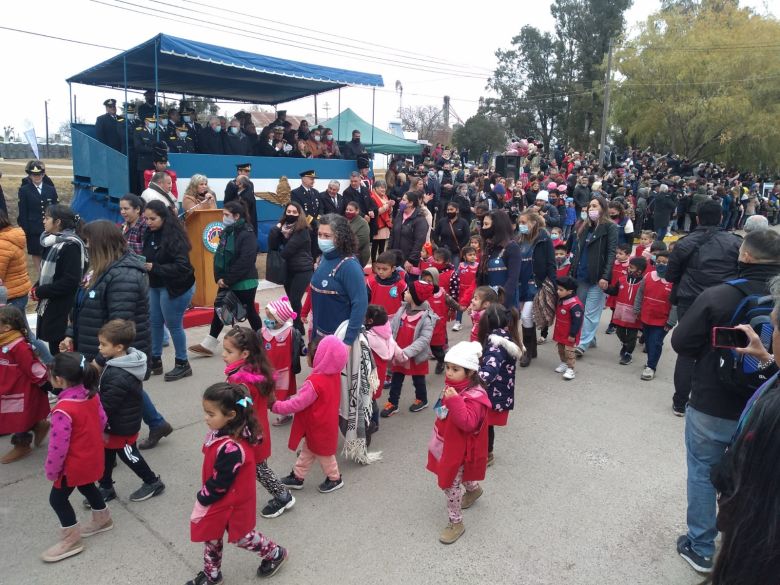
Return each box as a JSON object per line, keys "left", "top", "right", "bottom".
{"left": 551, "top": 233, "right": 560, "bottom": 240}
{"left": 263, "top": 318, "right": 279, "bottom": 330}
{"left": 222, "top": 216, "right": 236, "bottom": 226}
{"left": 518, "top": 224, "right": 529, "bottom": 234}
{"left": 651, "top": 254, "right": 657, "bottom": 263}
{"left": 230, "top": 127, "right": 239, "bottom": 135}
{"left": 656, "top": 264, "right": 668, "bottom": 277}
{"left": 214, "top": 125, "right": 222, "bottom": 133}
{"left": 318, "top": 238, "right": 336, "bottom": 254}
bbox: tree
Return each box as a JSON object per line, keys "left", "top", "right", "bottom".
{"left": 612, "top": 2, "right": 780, "bottom": 168}
{"left": 452, "top": 115, "right": 507, "bottom": 158}
{"left": 400, "top": 105, "right": 444, "bottom": 142}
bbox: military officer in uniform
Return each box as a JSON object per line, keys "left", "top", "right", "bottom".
{"left": 137, "top": 89, "right": 157, "bottom": 124}
{"left": 291, "top": 169, "right": 322, "bottom": 258}
{"left": 95, "top": 98, "right": 122, "bottom": 151}
{"left": 167, "top": 124, "right": 195, "bottom": 154}
{"left": 224, "top": 163, "right": 257, "bottom": 233}
{"left": 17, "top": 161, "right": 58, "bottom": 267}
{"left": 182, "top": 107, "right": 201, "bottom": 150}
{"left": 134, "top": 116, "right": 160, "bottom": 194}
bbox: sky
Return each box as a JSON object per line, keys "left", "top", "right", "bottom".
{"left": 1, "top": 0, "right": 775, "bottom": 143}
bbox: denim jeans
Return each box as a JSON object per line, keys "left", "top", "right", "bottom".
{"left": 142, "top": 389, "right": 165, "bottom": 429}
{"left": 575, "top": 281, "right": 606, "bottom": 349}
{"left": 656, "top": 225, "right": 668, "bottom": 241}
{"left": 149, "top": 285, "right": 195, "bottom": 361}
{"left": 642, "top": 324, "right": 667, "bottom": 370}
{"left": 685, "top": 405, "right": 737, "bottom": 558}
{"left": 7, "top": 296, "right": 54, "bottom": 364}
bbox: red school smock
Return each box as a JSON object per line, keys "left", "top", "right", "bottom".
{"left": 0, "top": 338, "right": 49, "bottom": 434}
{"left": 287, "top": 372, "right": 341, "bottom": 456}
{"left": 191, "top": 434, "right": 256, "bottom": 543}
{"left": 51, "top": 396, "right": 104, "bottom": 488}
{"left": 392, "top": 311, "right": 429, "bottom": 376}
{"left": 262, "top": 326, "right": 297, "bottom": 401}
{"left": 553, "top": 296, "right": 584, "bottom": 346}
{"left": 367, "top": 274, "right": 407, "bottom": 317}
{"left": 427, "top": 289, "right": 448, "bottom": 347}
{"left": 640, "top": 272, "right": 673, "bottom": 326}
{"left": 226, "top": 364, "right": 272, "bottom": 463}
{"left": 611, "top": 275, "right": 642, "bottom": 329}
{"left": 606, "top": 260, "right": 629, "bottom": 309}
{"left": 456, "top": 262, "right": 478, "bottom": 307}
{"left": 427, "top": 387, "right": 492, "bottom": 489}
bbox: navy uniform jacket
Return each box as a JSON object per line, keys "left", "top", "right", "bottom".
{"left": 137, "top": 102, "right": 157, "bottom": 123}
{"left": 18, "top": 181, "right": 58, "bottom": 237}
{"left": 166, "top": 135, "right": 195, "bottom": 154}
{"left": 133, "top": 127, "right": 156, "bottom": 172}
{"left": 224, "top": 180, "right": 258, "bottom": 233}
{"left": 95, "top": 113, "right": 122, "bottom": 151}
{"left": 291, "top": 185, "right": 322, "bottom": 258}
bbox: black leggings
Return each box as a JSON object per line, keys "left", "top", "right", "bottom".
{"left": 50, "top": 479, "right": 105, "bottom": 527}
{"left": 209, "top": 287, "right": 262, "bottom": 337}
{"left": 371, "top": 238, "right": 387, "bottom": 263}
{"left": 284, "top": 270, "right": 312, "bottom": 334}
{"left": 431, "top": 345, "right": 446, "bottom": 366}
{"left": 100, "top": 443, "right": 157, "bottom": 488}
{"left": 488, "top": 425, "right": 496, "bottom": 454}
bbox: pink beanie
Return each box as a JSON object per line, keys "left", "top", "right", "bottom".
{"left": 266, "top": 295, "right": 297, "bottom": 323}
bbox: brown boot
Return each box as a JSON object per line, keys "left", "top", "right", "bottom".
{"left": 41, "top": 524, "right": 84, "bottom": 562}
{"left": 439, "top": 521, "right": 465, "bottom": 544}
{"left": 1, "top": 443, "right": 33, "bottom": 464}
{"left": 461, "top": 486, "right": 483, "bottom": 509}
{"left": 81, "top": 507, "right": 114, "bottom": 537}
{"left": 33, "top": 420, "right": 51, "bottom": 447}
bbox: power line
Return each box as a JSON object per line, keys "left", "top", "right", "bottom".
{"left": 617, "top": 41, "right": 780, "bottom": 51}
{"left": 0, "top": 25, "right": 122, "bottom": 51}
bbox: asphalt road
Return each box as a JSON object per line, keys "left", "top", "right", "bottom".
{"left": 1, "top": 284, "right": 703, "bottom": 585}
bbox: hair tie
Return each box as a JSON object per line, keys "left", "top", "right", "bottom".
{"left": 236, "top": 396, "right": 253, "bottom": 408}
{"left": 80, "top": 355, "right": 86, "bottom": 370}
{"left": 74, "top": 214, "right": 81, "bottom": 223}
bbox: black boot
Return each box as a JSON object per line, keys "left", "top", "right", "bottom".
{"left": 149, "top": 357, "right": 163, "bottom": 376}
{"left": 164, "top": 359, "right": 192, "bottom": 382}
{"left": 522, "top": 326, "right": 538, "bottom": 362}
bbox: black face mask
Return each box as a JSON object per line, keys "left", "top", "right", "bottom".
{"left": 284, "top": 215, "right": 298, "bottom": 224}
{"left": 352, "top": 138, "right": 360, "bottom": 143}
{"left": 447, "top": 211, "right": 457, "bottom": 219}
{"left": 481, "top": 226, "right": 495, "bottom": 240}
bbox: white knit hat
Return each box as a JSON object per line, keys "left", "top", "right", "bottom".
{"left": 444, "top": 341, "right": 483, "bottom": 372}
{"left": 535, "top": 190, "right": 549, "bottom": 202}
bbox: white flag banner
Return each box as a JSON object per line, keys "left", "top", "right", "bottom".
{"left": 23, "top": 128, "right": 39, "bottom": 159}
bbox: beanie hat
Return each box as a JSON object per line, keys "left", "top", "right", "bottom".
{"left": 444, "top": 341, "right": 483, "bottom": 372}
{"left": 266, "top": 295, "right": 297, "bottom": 323}
{"left": 557, "top": 184, "right": 568, "bottom": 193}
{"left": 547, "top": 182, "right": 558, "bottom": 191}
{"left": 535, "top": 190, "right": 549, "bottom": 202}
{"left": 421, "top": 266, "right": 440, "bottom": 288}
{"left": 408, "top": 280, "right": 434, "bottom": 306}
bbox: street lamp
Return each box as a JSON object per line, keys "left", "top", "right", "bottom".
{"left": 44, "top": 99, "right": 51, "bottom": 159}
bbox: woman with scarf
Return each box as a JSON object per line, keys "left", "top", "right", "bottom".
{"left": 119, "top": 194, "right": 147, "bottom": 255}
{"left": 320, "top": 128, "right": 341, "bottom": 159}
{"left": 31, "top": 205, "right": 86, "bottom": 356}
{"left": 267, "top": 202, "right": 313, "bottom": 334}
{"left": 189, "top": 201, "right": 261, "bottom": 356}
{"left": 369, "top": 179, "right": 395, "bottom": 263}
{"left": 181, "top": 174, "right": 217, "bottom": 213}
{"left": 477, "top": 210, "right": 522, "bottom": 308}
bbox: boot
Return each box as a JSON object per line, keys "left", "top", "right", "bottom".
{"left": 41, "top": 524, "right": 84, "bottom": 562}
{"left": 138, "top": 421, "right": 173, "bottom": 450}
{"left": 188, "top": 335, "right": 219, "bottom": 357}
{"left": 164, "top": 359, "right": 192, "bottom": 382}
{"left": 461, "top": 486, "right": 483, "bottom": 509}
{"left": 81, "top": 507, "right": 114, "bottom": 537}
{"left": 1, "top": 434, "right": 33, "bottom": 464}
{"left": 149, "top": 356, "right": 163, "bottom": 376}
{"left": 522, "top": 327, "right": 538, "bottom": 361}
{"left": 439, "top": 521, "right": 465, "bottom": 544}
{"left": 33, "top": 419, "right": 51, "bottom": 447}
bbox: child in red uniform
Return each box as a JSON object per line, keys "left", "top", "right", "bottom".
{"left": 43, "top": 353, "right": 109, "bottom": 563}
{"left": 189, "top": 383, "right": 288, "bottom": 585}
{"left": 634, "top": 230, "right": 656, "bottom": 259}
{"left": 427, "top": 341, "right": 492, "bottom": 545}
{"left": 364, "top": 305, "right": 407, "bottom": 430}
{"left": 422, "top": 266, "right": 461, "bottom": 374}
{"left": 273, "top": 335, "right": 349, "bottom": 494}
{"left": 367, "top": 250, "right": 408, "bottom": 319}
{"left": 605, "top": 257, "right": 647, "bottom": 365}
{"left": 0, "top": 305, "right": 50, "bottom": 463}
{"left": 381, "top": 281, "right": 438, "bottom": 417}
{"left": 605, "top": 243, "right": 632, "bottom": 335}
{"left": 467, "top": 286, "right": 500, "bottom": 343}
{"left": 554, "top": 241, "right": 571, "bottom": 279}
{"left": 468, "top": 236, "right": 482, "bottom": 261}
{"left": 262, "top": 296, "right": 302, "bottom": 426}
{"left": 450, "top": 246, "right": 479, "bottom": 332}
{"left": 222, "top": 327, "right": 295, "bottom": 519}
{"left": 432, "top": 247, "right": 456, "bottom": 322}
{"left": 552, "top": 277, "right": 584, "bottom": 381}
{"left": 634, "top": 251, "right": 677, "bottom": 382}
{"left": 419, "top": 242, "right": 435, "bottom": 271}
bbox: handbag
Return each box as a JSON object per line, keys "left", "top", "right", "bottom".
{"left": 214, "top": 289, "right": 247, "bottom": 326}
{"left": 265, "top": 248, "right": 288, "bottom": 285}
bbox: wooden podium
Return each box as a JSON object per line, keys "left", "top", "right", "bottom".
{"left": 185, "top": 208, "right": 223, "bottom": 307}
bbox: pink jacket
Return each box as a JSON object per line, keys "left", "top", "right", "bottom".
{"left": 365, "top": 323, "right": 406, "bottom": 365}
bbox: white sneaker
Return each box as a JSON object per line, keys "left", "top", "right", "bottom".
{"left": 554, "top": 363, "right": 568, "bottom": 374}
{"left": 452, "top": 322, "right": 462, "bottom": 332}
{"left": 537, "top": 336, "right": 547, "bottom": 345}
{"left": 563, "top": 368, "right": 576, "bottom": 380}
{"left": 641, "top": 367, "right": 655, "bottom": 381}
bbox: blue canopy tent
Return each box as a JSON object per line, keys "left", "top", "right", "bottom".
{"left": 65, "top": 34, "right": 384, "bottom": 249}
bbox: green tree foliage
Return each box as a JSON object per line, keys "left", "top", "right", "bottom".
{"left": 612, "top": 1, "right": 780, "bottom": 169}
{"left": 451, "top": 115, "right": 506, "bottom": 157}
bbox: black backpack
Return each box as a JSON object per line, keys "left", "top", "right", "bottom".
{"left": 716, "top": 279, "right": 775, "bottom": 393}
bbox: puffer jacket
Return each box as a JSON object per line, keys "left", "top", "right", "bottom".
{"left": 97, "top": 348, "right": 147, "bottom": 436}
{"left": 69, "top": 252, "right": 151, "bottom": 360}
{"left": 213, "top": 219, "right": 258, "bottom": 287}
{"left": 389, "top": 302, "right": 438, "bottom": 364}
{"left": 569, "top": 221, "right": 619, "bottom": 284}
{"left": 478, "top": 329, "right": 522, "bottom": 412}
{"left": 0, "top": 226, "right": 32, "bottom": 299}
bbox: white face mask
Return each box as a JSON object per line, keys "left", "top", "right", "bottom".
{"left": 183, "top": 115, "right": 191, "bottom": 123}
{"left": 325, "top": 134, "right": 333, "bottom": 141}
{"left": 127, "top": 114, "right": 136, "bottom": 121}
{"left": 314, "top": 135, "right": 321, "bottom": 142}
{"left": 177, "top": 131, "right": 187, "bottom": 139}
{"left": 230, "top": 127, "right": 239, "bottom": 135}
{"left": 283, "top": 143, "right": 293, "bottom": 153}
{"left": 147, "top": 123, "right": 156, "bottom": 131}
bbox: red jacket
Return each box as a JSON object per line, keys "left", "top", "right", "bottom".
{"left": 288, "top": 372, "right": 341, "bottom": 456}
{"left": 143, "top": 169, "right": 179, "bottom": 197}
{"left": 261, "top": 326, "right": 297, "bottom": 400}
{"left": 427, "top": 386, "right": 491, "bottom": 489}
{"left": 51, "top": 396, "right": 104, "bottom": 488}
{"left": 640, "top": 272, "right": 673, "bottom": 326}
{"left": 191, "top": 435, "right": 256, "bottom": 542}
{"left": 455, "top": 262, "right": 479, "bottom": 306}
{"left": 610, "top": 275, "right": 642, "bottom": 329}
{"left": 606, "top": 260, "right": 629, "bottom": 309}
{"left": 553, "top": 295, "right": 584, "bottom": 346}
{"left": 0, "top": 337, "right": 49, "bottom": 434}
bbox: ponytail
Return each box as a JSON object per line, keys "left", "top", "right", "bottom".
{"left": 51, "top": 352, "right": 99, "bottom": 395}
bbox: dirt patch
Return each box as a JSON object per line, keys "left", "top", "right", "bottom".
{"left": 0, "top": 158, "right": 74, "bottom": 224}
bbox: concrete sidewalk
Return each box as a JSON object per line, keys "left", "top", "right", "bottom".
{"left": 1, "top": 284, "right": 702, "bottom": 585}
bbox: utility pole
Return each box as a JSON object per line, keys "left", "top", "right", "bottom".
{"left": 323, "top": 101, "right": 330, "bottom": 119}
{"left": 598, "top": 39, "right": 613, "bottom": 169}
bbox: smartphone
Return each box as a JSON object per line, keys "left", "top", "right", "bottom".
{"left": 712, "top": 327, "right": 750, "bottom": 349}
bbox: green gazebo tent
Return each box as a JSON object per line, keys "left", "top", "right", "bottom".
{"left": 324, "top": 108, "right": 422, "bottom": 155}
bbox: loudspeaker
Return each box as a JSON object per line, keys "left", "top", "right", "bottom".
{"left": 495, "top": 155, "right": 520, "bottom": 180}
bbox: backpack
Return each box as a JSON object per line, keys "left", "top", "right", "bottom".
{"left": 716, "top": 279, "right": 775, "bottom": 393}
{"left": 214, "top": 289, "right": 247, "bottom": 326}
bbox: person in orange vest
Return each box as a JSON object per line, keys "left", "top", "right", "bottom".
{"left": 552, "top": 276, "right": 584, "bottom": 381}
{"left": 634, "top": 250, "right": 678, "bottom": 381}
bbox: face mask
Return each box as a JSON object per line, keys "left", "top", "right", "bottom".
{"left": 268, "top": 139, "right": 274, "bottom": 146}
{"left": 183, "top": 115, "right": 191, "bottom": 123}
{"left": 263, "top": 318, "right": 279, "bottom": 330}
{"left": 284, "top": 214, "right": 298, "bottom": 224}
{"left": 518, "top": 224, "right": 529, "bottom": 235}
{"left": 147, "top": 123, "right": 156, "bottom": 131}
{"left": 480, "top": 226, "right": 494, "bottom": 239}
{"left": 588, "top": 210, "right": 600, "bottom": 221}
{"left": 551, "top": 233, "right": 560, "bottom": 240}
{"left": 555, "top": 257, "right": 565, "bottom": 267}
{"left": 398, "top": 202, "right": 407, "bottom": 214}
{"left": 177, "top": 131, "right": 187, "bottom": 139}
{"left": 222, "top": 216, "right": 236, "bottom": 226}
{"left": 651, "top": 254, "right": 657, "bottom": 263}
{"left": 580, "top": 211, "right": 588, "bottom": 220}
{"left": 352, "top": 138, "right": 360, "bottom": 143}
{"left": 314, "top": 135, "right": 321, "bottom": 142}
{"left": 318, "top": 238, "right": 336, "bottom": 254}
{"left": 214, "top": 125, "right": 222, "bottom": 133}
{"left": 655, "top": 264, "right": 668, "bottom": 277}
{"left": 230, "top": 127, "right": 239, "bottom": 135}
{"left": 127, "top": 114, "right": 136, "bottom": 122}
{"left": 447, "top": 211, "right": 457, "bottom": 219}
{"left": 345, "top": 210, "right": 357, "bottom": 219}
{"left": 609, "top": 215, "right": 619, "bottom": 220}
{"left": 326, "top": 134, "right": 333, "bottom": 141}
{"left": 283, "top": 143, "right": 293, "bottom": 153}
